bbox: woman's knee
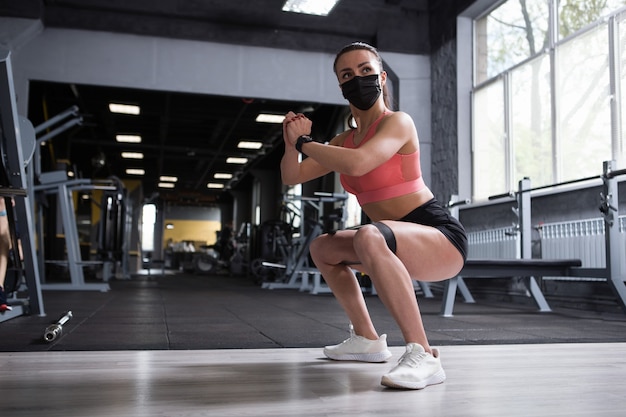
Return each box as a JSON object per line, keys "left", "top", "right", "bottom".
{"left": 309, "top": 234, "right": 330, "bottom": 264}
{"left": 353, "top": 224, "right": 390, "bottom": 257}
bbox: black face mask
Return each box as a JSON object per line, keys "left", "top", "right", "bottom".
{"left": 340, "top": 74, "right": 381, "bottom": 111}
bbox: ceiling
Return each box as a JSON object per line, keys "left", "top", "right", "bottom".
{"left": 2, "top": 0, "right": 433, "bottom": 205}
{"left": 26, "top": 80, "right": 343, "bottom": 205}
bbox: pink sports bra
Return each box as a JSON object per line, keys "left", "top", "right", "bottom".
{"left": 340, "top": 112, "right": 425, "bottom": 205}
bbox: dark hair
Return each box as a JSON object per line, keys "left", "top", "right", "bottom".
{"left": 333, "top": 42, "right": 392, "bottom": 109}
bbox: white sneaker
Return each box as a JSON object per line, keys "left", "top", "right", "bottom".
{"left": 381, "top": 343, "right": 446, "bottom": 389}
{"left": 323, "top": 326, "right": 392, "bottom": 362}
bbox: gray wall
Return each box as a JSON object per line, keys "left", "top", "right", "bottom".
{"left": 2, "top": 21, "right": 433, "bottom": 187}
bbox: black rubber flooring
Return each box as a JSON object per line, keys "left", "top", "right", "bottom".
{"left": 1, "top": 271, "right": 626, "bottom": 352}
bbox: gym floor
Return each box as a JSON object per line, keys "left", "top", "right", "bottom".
{"left": 1, "top": 270, "right": 626, "bottom": 352}
{"left": 2, "top": 271, "right": 626, "bottom": 417}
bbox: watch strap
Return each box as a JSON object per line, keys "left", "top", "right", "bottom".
{"left": 295, "top": 135, "right": 314, "bottom": 154}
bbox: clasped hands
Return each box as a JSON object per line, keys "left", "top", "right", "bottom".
{"left": 283, "top": 111, "right": 312, "bottom": 148}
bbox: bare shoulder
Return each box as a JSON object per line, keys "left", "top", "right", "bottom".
{"left": 380, "top": 111, "right": 415, "bottom": 128}
{"left": 329, "top": 129, "right": 353, "bottom": 147}
{"left": 378, "top": 111, "right": 418, "bottom": 141}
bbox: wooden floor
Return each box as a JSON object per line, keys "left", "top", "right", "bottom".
{"left": 2, "top": 343, "right": 625, "bottom": 417}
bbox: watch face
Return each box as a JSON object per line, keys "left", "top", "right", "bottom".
{"left": 296, "top": 135, "right": 313, "bottom": 154}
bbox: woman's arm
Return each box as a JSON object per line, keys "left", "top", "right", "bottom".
{"left": 280, "top": 140, "right": 333, "bottom": 185}
{"left": 298, "top": 111, "right": 418, "bottom": 177}
{"left": 280, "top": 112, "right": 333, "bottom": 185}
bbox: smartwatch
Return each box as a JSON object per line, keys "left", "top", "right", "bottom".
{"left": 296, "top": 135, "right": 315, "bottom": 155}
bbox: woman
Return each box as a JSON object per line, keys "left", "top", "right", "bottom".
{"left": 281, "top": 42, "right": 467, "bottom": 390}
{"left": 0, "top": 198, "right": 13, "bottom": 312}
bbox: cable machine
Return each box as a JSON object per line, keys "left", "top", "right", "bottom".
{"left": 0, "top": 49, "right": 45, "bottom": 320}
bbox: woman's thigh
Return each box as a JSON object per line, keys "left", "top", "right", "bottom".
{"left": 310, "top": 224, "right": 464, "bottom": 282}
{"left": 383, "top": 220, "right": 464, "bottom": 282}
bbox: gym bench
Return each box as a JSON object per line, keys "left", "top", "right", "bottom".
{"left": 440, "top": 258, "right": 582, "bottom": 317}
{"left": 443, "top": 160, "right": 626, "bottom": 317}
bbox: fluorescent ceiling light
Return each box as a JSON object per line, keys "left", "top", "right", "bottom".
{"left": 158, "top": 182, "right": 175, "bottom": 188}
{"left": 116, "top": 134, "right": 142, "bottom": 143}
{"left": 121, "top": 152, "right": 144, "bottom": 159}
{"left": 214, "top": 173, "right": 233, "bottom": 179}
{"left": 126, "top": 168, "right": 145, "bottom": 175}
{"left": 109, "top": 103, "right": 140, "bottom": 115}
{"left": 207, "top": 183, "right": 225, "bottom": 189}
{"left": 159, "top": 176, "right": 178, "bottom": 182}
{"left": 256, "top": 114, "right": 285, "bottom": 124}
{"left": 226, "top": 157, "right": 248, "bottom": 164}
{"left": 238, "top": 140, "right": 264, "bottom": 150}
{"left": 282, "top": 0, "right": 339, "bottom": 16}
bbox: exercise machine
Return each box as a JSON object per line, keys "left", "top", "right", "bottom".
{"left": 31, "top": 106, "right": 130, "bottom": 289}
{"left": 0, "top": 49, "right": 45, "bottom": 320}
{"left": 260, "top": 192, "right": 348, "bottom": 290}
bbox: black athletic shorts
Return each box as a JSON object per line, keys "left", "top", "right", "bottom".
{"left": 399, "top": 198, "right": 468, "bottom": 262}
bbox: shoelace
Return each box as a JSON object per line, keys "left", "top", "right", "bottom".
{"left": 397, "top": 349, "right": 428, "bottom": 368}
{"left": 340, "top": 326, "right": 358, "bottom": 344}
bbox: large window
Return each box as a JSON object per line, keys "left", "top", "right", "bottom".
{"left": 473, "top": 79, "right": 507, "bottom": 198}
{"left": 511, "top": 54, "right": 552, "bottom": 186}
{"left": 559, "top": 0, "right": 626, "bottom": 38}
{"left": 555, "top": 24, "right": 612, "bottom": 181}
{"left": 618, "top": 15, "right": 626, "bottom": 164}
{"left": 475, "top": 0, "right": 549, "bottom": 84}
{"left": 472, "top": 0, "right": 626, "bottom": 199}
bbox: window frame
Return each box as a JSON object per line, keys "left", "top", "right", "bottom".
{"left": 468, "top": 0, "right": 626, "bottom": 200}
